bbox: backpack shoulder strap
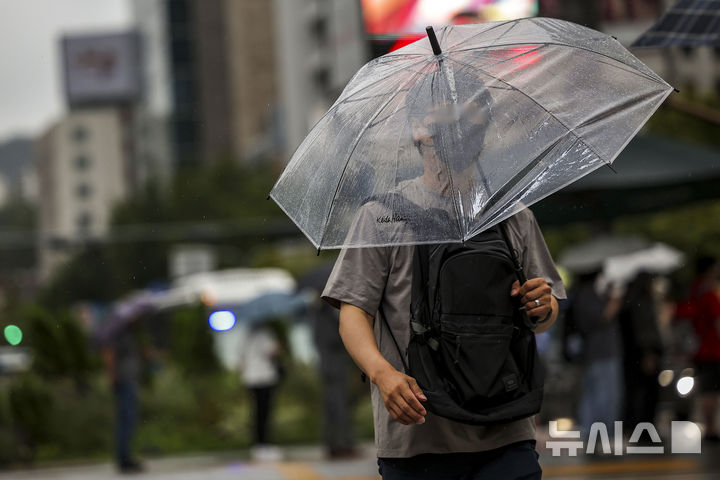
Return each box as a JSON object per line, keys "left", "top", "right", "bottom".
{"left": 499, "top": 218, "right": 542, "bottom": 330}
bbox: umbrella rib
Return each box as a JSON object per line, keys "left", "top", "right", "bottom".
{"left": 446, "top": 56, "right": 612, "bottom": 229}
{"left": 271, "top": 57, "right": 430, "bottom": 200}
{"left": 476, "top": 136, "right": 567, "bottom": 223}
{"left": 450, "top": 41, "right": 666, "bottom": 86}
{"left": 446, "top": 56, "right": 608, "bottom": 165}
{"left": 445, "top": 18, "right": 520, "bottom": 51}
{"left": 317, "top": 62, "right": 431, "bottom": 248}
{"left": 337, "top": 57, "right": 431, "bottom": 109}
{"left": 434, "top": 63, "right": 466, "bottom": 239}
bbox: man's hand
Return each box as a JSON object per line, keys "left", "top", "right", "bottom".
{"left": 373, "top": 366, "right": 427, "bottom": 425}
{"left": 511, "top": 278, "right": 558, "bottom": 332}
{"left": 338, "top": 302, "right": 427, "bottom": 425}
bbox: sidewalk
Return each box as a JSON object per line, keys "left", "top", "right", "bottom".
{"left": 0, "top": 445, "right": 380, "bottom": 480}
{"left": 1, "top": 438, "right": 717, "bottom": 480}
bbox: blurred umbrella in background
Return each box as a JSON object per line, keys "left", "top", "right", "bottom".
{"left": 217, "top": 291, "right": 312, "bottom": 328}
{"left": 558, "top": 235, "right": 651, "bottom": 274}
{"left": 270, "top": 18, "right": 673, "bottom": 250}
{"left": 631, "top": 0, "right": 720, "bottom": 48}
{"left": 603, "top": 243, "right": 685, "bottom": 285}
{"left": 93, "top": 290, "right": 161, "bottom": 346}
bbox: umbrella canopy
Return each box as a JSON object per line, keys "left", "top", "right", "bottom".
{"left": 631, "top": 0, "right": 720, "bottom": 48}
{"left": 219, "top": 291, "right": 311, "bottom": 326}
{"left": 94, "top": 290, "right": 161, "bottom": 345}
{"left": 270, "top": 18, "right": 673, "bottom": 250}
{"left": 603, "top": 243, "right": 685, "bottom": 284}
{"left": 558, "top": 235, "right": 651, "bottom": 274}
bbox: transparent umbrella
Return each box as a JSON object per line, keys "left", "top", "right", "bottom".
{"left": 270, "top": 18, "right": 674, "bottom": 250}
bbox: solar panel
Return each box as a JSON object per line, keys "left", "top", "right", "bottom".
{"left": 631, "top": 0, "right": 720, "bottom": 47}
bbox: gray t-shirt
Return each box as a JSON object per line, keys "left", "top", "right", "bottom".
{"left": 322, "top": 189, "right": 566, "bottom": 458}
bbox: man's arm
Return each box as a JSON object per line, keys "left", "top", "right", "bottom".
{"left": 339, "top": 302, "right": 427, "bottom": 425}
{"left": 511, "top": 278, "right": 559, "bottom": 334}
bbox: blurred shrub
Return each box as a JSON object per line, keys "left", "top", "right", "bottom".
{"left": 169, "top": 304, "right": 221, "bottom": 378}
{"left": 7, "top": 373, "right": 53, "bottom": 462}
{"left": 41, "top": 378, "right": 112, "bottom": 460}
{"left": 22, "top": 305, "right": 97, "bottom": 389}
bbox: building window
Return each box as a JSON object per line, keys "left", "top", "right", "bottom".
{"left": 72, "top": 125, "right": 88, "bottom": 143}
{"left": 75, "top": 155, "right": 91, "bottom": 170}
{"left": 76, "top": 183, "right": 92, "bottom": 199}
{"left": 77, "top": 212, "right": 93, "bottom": 232}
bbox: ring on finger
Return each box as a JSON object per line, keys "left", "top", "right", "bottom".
{"left": 534, "top": 299, "right": 541, "bottom": 307}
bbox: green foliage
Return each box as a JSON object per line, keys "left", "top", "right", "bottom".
{"left": 169, "top": 305, "right": 221, "bottom": 378}
{"left": 22, "top": 305, "right": 97, "bottom": 387}
{"left": 645, "top": 92, "right": 720, "bottom": 149}
{"left": 7, "top": 373, "right": 53, "bottom": 461}
{"left": 40, "top": 161, "right": 289, "bottom": 307}
{"left": 41, "top": 245, "right": 119, "bottom": 307}
{"left": 40, "top": 378, "right": 112, "bottom": 460}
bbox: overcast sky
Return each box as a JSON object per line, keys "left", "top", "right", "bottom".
{"left": 0, "top": 0, "right": 131, "bottom": 143}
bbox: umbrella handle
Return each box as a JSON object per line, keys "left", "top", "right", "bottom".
{"left": 426, "top": 26, "right": 442, "bottom": 55}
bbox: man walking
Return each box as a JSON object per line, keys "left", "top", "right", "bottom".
{"left": 322, "top": 87, "right": 565, "bottom": 479}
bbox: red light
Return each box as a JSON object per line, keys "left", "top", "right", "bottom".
{"left": 389, "top": 33, "right": 425, "bottom": 52}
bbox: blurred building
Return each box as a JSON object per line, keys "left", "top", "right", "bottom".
{"left": 36, "top": 31, "right": 144, "bottom": 280}
{"left": 136, "top": 0, "right": 279, "bottom": 166}
{"left": 274, "top": 0, "right": 368, "bottom": 157}
{"left": 36, "top": 108, "right": 127, "bottom": 280}
{"left": 130, "top": 0, "right": 175, "bottom": 186}
{"left": 129, "top": 0, "right": 366, "bottom": 165}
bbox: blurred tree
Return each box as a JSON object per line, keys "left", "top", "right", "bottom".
{"left": 0, "top": 196, "right": 36, "bottom": 271}
{"left": 40, "top": 160, "right": 291, "bottom": 306}
{"left": 41, "top": 244, "right": 118, "bottom": 307}
{"left": 23, "top": 305, "right": 97, "bottom": 390}
{"left": 645, "top": 92, "right": 720, "bottom": 149}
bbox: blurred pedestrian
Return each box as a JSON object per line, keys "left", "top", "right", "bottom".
{"left": 685, "top": 258, "right": 720, "bottom": 440}
{"left": 619, "top": 271, "right": 663, "bottom": 430}
{"left": 571, "top": 270, "right": 623, "bottom": 435}
{"left": 240, "top": 322, "right": 284, "bottom": 461}
{"left": 102, "top": 320, "right": 145, "bottom": 474}
{"left": 300, "top": 262, "right": 359, "bottom": 459}
{"left": 313, "top": 296, "right": 358, "bottom": 459}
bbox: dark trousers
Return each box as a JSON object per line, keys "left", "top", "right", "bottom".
{"left": 624, "top": 366, "right": 660, "bottom": 427}
{"left": 114, "top": 380, "right": 138, "bottom": 465}
{"left": 377, "top": 440, "right": 541, "bottom": 480}
{"left": 250, "top": 386, "right": 275, "bottom": 445}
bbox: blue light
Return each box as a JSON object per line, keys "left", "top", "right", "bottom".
{"left": 209, "top": 311, "right": 236, "bottom": 331}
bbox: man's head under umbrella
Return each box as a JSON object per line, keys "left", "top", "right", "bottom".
{"left": 404, "top": 73, "right": 493, "bottom": 195}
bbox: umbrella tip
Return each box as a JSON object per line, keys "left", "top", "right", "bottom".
{"left": 673, "top": 87, "right": 680, "bottom": 93}
{"left": 426, "top": 26, "right": 442, "bottom": 55}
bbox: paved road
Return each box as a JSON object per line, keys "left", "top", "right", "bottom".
{"left": 1, "top": 442, "right": 719, "bottom": 479}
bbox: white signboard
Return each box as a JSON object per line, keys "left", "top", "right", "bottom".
{"left": 63, "top": 32, "right": 141, "bottom": 105}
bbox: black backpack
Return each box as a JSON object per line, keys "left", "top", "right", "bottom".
{"left": 376, "top": 194, "right": 544, "bottom": 425}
